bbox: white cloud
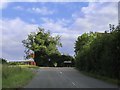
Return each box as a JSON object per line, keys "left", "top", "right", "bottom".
{"left": 71, "top": 2, "right": 118, "bottom": 33}
{"left": 28, "top": 7, "right": 55, "bottom": 15}
{"left": 0, "top": 0, "right": 9, "bottom": 9}
{"left": 1, "top": 18, "right": 38, "bottom": 60}
{"left": 13, "top": 6, "right": 24, "bottom": 10}
{"left": 41, "top": 18, "right": 68, "bottom": 33}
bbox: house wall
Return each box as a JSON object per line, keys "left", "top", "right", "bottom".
{"left": 29, "top": 61, "right": 36, "bottom": 65}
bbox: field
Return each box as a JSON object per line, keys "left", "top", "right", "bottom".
{"left": 2, "top": 64, "right": 38, "bottom": 88}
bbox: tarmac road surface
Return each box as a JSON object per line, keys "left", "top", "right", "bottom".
{"left": 24, "top": 67, "right": 118, "bottom": 88}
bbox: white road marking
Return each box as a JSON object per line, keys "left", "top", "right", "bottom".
{"left": 72, "top": 82, "right": 76, "bottom": 86}
{"left": 72, "top": 82, "right": 79, "bottom": 88}
{"left": 60, "top": 71, "right": 62, "bottom": 74}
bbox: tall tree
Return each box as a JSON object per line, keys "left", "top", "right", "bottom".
{"left": 22, "top": 27, "right": 62, "bottom": 66}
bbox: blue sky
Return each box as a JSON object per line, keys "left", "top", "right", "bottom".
{"left": 2, "top": 2, "right": 88, "bottom": 25}
{"left": 1, "top": 1, "right": 118, "bottom": 61}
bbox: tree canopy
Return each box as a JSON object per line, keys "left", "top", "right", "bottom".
{"left": 74, "top": 24, "right": 120, "bottom": 79}
{"left": 22, "top": 27, "right": 62, "bottom": 66}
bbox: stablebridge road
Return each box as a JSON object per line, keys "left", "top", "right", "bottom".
{"left": 24, "top": 67, "right": 118, "bottom": 88}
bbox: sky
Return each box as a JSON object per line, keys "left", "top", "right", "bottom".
{"left": 0, "top": 0, "right": 118, "bottom": 61}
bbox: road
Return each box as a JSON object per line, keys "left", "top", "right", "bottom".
{"left": 25, "top": 67, "right": 118, "bottom": 88}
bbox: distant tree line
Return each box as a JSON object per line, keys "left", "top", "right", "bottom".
{"left": 0, "top": 58, "right": 26, "bottom": 65}
{"left": 0, "top": 58, "right": 7, "bottom": 64}
{"left": 45, "top": 54, "right": 75, "bottom": 67}
{"left": 74, "top": 24, "right": 120, "bottom": 79}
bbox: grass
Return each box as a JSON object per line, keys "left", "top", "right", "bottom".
{"left": 2, "top": 64, "right": 37, "bottom": 89}
{"left": 18, "top": 65, "right": 39, "bottom": 69}
{"left": 79, "top": 70, "right": 119, "bottom": 86}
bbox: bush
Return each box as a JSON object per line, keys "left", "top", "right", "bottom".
{"left": 0, "top": 58, "right": 7, "bottom": 64}
{"left": 74, "top": 25, "right": 120, "bottom": 80}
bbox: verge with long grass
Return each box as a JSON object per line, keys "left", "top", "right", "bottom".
{"left": 2, "top": 64, "right": 37, "bottom": 88}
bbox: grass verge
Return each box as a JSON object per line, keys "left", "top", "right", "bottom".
{"left": 18, "top": 65, "right": 39, "bottom": 69}
{"left": 2, "top": 65, "right": 37, "bottom": 88}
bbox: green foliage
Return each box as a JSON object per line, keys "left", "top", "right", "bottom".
{"left": 8, "top": 62, "right": 25, "bottom": 65}
{"left": 18, "top": 65, "right": 39, "bottom": 69}
{"left": 2, "top": 64, "right": 35, "bottom": 88}
{"left": 0, "top": 58, "right": 7, "bottom": 64}
{"left": 56, "top": 54, "right": 75, "bottom": 67}
{"left": 22, "top": 27, "right": 62, "bottom": 66}
{"left": 75, "top": 24, "right": 120, "bottom": 80}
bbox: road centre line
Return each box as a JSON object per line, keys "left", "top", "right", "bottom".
{"left": 72, "top": 82, "right": 79, "bottom": 88}
{"left": 60, "top": 71, "right": 62, "bottom": 74}
{"left": 72, "top": 82, "right": 76, "bottom": 86}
